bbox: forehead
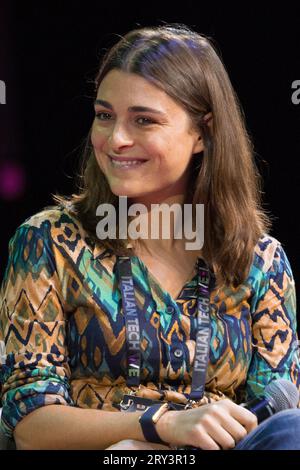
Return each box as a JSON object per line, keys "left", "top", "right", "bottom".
{"left": 96, "top": 69, "right": 183, "bottom": 112}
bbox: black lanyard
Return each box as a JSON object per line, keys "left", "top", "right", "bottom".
{"left": 117, "top": 256, "right": 211, "bottom": 402}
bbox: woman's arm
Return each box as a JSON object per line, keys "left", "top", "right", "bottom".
{"left": 245, "top": 240, "right": 300, "bottom": 401}
{"left": 0, "top": 217, "right": 74, "bottom": 440}
{"left": 14, "top": 405, "right": 144, "bottom": 450}
{"left": 14, "top": 398, "right": 258, "bottom": 450}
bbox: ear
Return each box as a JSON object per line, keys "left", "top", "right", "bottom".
{"left": 204, "top": 112, "right": 213, "bottom": 130}
{"left": 192, "top": 135, "right": 204, "bottom": 154}
{"left": 192, "top": 112, "right": 213, "bottom": 154}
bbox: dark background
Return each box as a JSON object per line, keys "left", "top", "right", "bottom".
{"left": 0, "top": 3, "right": 299, "bottom": 317}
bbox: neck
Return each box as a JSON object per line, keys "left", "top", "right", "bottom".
{"left": 129, "top": 193, "right": 191, "bottom": 255}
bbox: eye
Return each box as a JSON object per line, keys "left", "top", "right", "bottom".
{"left": 136, "top": 117, "right": 156, "bottom": 126}
{"left": 95, "top": 112, "right": 113, "bottom": 121}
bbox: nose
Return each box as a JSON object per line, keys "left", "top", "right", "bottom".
{"left": 108, "top": 121, "right": 134, "bottom": 151}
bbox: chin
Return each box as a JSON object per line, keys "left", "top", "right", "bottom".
{"left": 110, "top": 187, "right": 154, "bottom": 203}
{"left": 109, "top": 185, "right": 140, "bottom": 198}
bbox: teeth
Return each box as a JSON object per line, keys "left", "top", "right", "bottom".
{"left": 110, "top": 159, "right": 145, "bottom": 167}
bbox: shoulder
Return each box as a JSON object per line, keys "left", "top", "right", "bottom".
{"left": 252, "top": 233, "right": 293, "bottom": 277}
{"left": 11, "top": 204, "right": 89, "bottom": 245}
{"left": 3, "top": 204, "right": 103, "bottom": 288}
{"left": 252, "top": 233, "right": 281, "bottom": 273}
{"left": 248, "top": 233, "right": 294, "bottom": 310}
{"left": 6, "top": 204, "right": 95, "bottom": 265}
{"left": 9, "top": 204, "right": 113, "bottom": 266}
{"left": 16, "top": 204, "right": 79, "bottom": 232}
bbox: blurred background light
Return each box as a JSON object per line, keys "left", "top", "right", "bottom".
{"left": 0, "top": 160, "right": 26, "bottom": 200}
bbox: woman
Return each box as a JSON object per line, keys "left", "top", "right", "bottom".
{"left": 0, "top": 24, "right": 299, "bottom": 450}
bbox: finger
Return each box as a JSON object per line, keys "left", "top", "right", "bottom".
{"left": 196, "top": 432, "right": 221, "bottom": 451}
{"left": 204, "top": 422, "right": 236, "bottom": 450}
{"left": 230, "top": 404, "right": 258, "bottom": 433}
{"left": 221, "top": 415, "right": 248, "bottom": 444}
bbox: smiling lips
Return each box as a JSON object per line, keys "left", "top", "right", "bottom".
{"left": 108, "top": 155, "right": 148, "bottom": 169}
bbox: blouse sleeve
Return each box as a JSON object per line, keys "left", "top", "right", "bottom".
{"left": 0, "top": 219, "right": 74, "bottom": 438}
{"left": 244, "top": 241, "right": 300, "bottom": 401}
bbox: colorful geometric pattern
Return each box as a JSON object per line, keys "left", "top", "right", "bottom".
{"left": 0, "top": 205, "right": 299, "bottom": 438}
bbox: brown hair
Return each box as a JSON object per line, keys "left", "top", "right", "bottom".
{"left": 53, "top": 23, "right": 271, "bottom": 287}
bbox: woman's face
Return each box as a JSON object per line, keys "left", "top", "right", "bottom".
{"left": 91, "top": 69, "right": 203, "bottom": 202}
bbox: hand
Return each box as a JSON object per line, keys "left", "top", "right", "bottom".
{"left": 105, "top": 439, "right": 170, "bottom": 450}
{"left": 155, "top": 399, "right": 258, "bottom": 450}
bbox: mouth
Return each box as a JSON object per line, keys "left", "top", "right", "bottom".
{"left": 108, "top": 155, "right": 149, "bottom": 170}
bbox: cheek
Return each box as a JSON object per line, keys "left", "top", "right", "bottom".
{"left": 145, "top": 135, "right": 172, "bottom": 163}
{"left": 90, "top": 127, "right": 107, "bottom": 173}
{"left": 91, "top": 124, "right": 106, "bottom": 150}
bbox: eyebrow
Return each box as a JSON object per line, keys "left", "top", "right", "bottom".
{"left": 94, "top": 99, "right": 167, "bottom": 116}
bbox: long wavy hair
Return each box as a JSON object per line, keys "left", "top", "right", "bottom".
{"left": 53, "top": 23, "right": 272, "bottom": 288}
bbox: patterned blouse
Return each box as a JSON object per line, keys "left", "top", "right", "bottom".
{"left": 0, "top": 205, "right": 299, "bottom": 438}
